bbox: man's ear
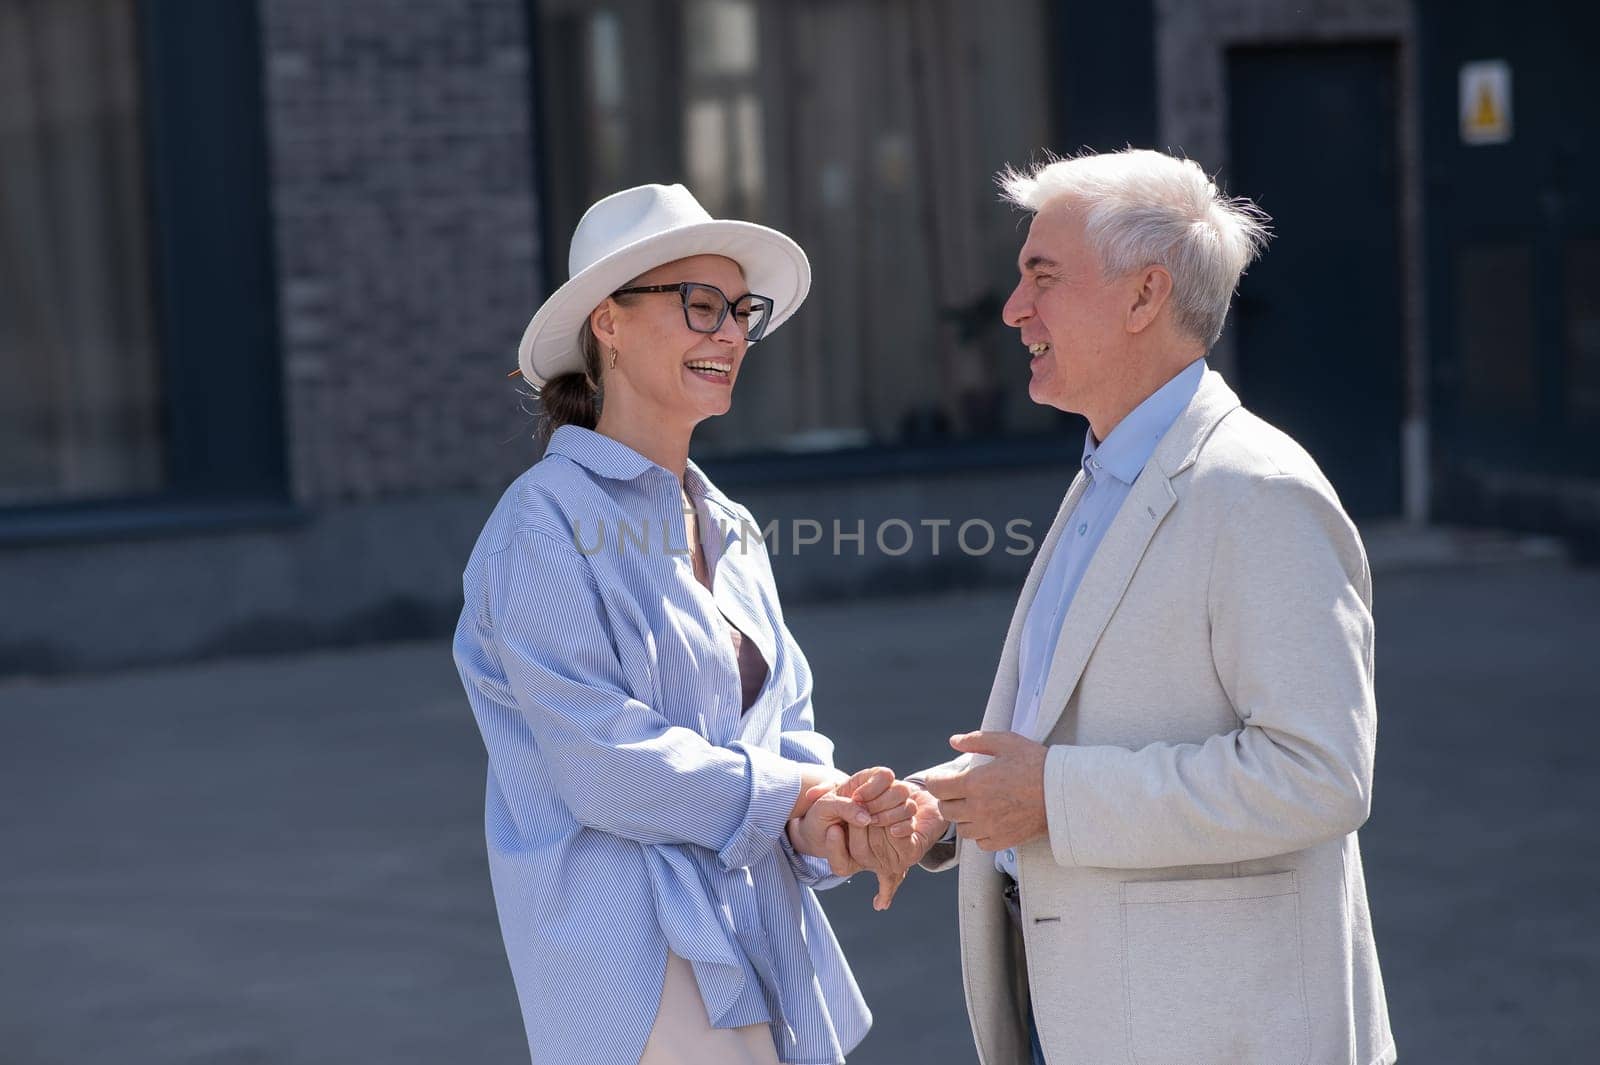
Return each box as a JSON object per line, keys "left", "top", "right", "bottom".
{"left": 1126, "top": 265, "right": 1174, "bottom": 335}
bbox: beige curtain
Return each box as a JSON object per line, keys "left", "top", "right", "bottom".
{"left": 695, "top": 0, "right": 1048, "bottom": 453}
{"left": 530, "top": 0, "right": 1056, "bottom": 455}
{"left": 905, "top": 0, "right": 1004, "bottom": 436}
{"left": 0, "top": 0, "right": 163, "bottom": 505}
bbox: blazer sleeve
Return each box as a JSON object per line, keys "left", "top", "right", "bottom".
{"left": 1041, "top": 473, "right": 1376, "bottom": 869}
{"left": 486, "top": 529, "right": 802, "bottom": 872}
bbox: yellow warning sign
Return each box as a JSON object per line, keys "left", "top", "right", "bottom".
{"left": 1460, "top": 60, "right": 1512, "bottom": 145}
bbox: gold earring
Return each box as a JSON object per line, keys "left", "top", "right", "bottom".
{"left": 608, "top": 346, "right": 618, "bottom": 370}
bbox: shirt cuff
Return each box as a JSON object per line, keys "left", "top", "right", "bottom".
{"left": 778, "top": 827, "right": 846, "bottom": 888}
{"left": 717, "top": 742, "right": 804, "bottom": 872}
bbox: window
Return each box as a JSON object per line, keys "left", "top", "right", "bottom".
{"left": 0, "top": 0, "right": 164, "bottom": 505}
{"left": 681, "top": 0, "right": 763, "bottom": 219}
{"left": 531, "top": 0, "right": 1063, "bottom": 459}
{"left": 1, "top": 0, "right": 286, "bottom": 524}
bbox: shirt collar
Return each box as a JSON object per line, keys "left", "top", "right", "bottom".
{"left": 1082, "top": 357, "right": 1208, "bottom": 485}
{"left": 544, "top": 424, "right": 734, "bottom": 509}
{"left": 544, "top": 425, "right": 662, "bottom": 481}
{"left": 683, "top": 461, "right": 733, "bottom": 512}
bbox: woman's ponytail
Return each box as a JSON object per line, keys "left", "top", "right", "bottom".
{"left": 536, "top": 327, "right": 604, "bottom": 441}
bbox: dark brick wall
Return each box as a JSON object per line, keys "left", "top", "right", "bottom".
{"left": 260, "top": 0, "right": 545, "bottom": 502}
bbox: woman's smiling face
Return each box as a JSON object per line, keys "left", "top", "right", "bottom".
{"left": 597, "top": 254, "right": 753, "bottom": 426}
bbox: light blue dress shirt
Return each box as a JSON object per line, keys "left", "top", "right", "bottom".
{"left": 997, "top": 358, "right": 1208, "bottom": 879}
{"left": 453, "top": 426, "right": 868, "bottom": 1065}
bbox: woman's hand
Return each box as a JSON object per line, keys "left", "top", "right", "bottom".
{"left": 785, "top": 768, "right": 939, "bottom": 910}
{"left": 787, "top": 782, "right": 856, "bottom": 866}
{"left": 787, "top": 767, "right": 884, "bottom": 860}
{"left": 790, "top": 765, "right": 850, "bottom": 819}
{"left": 853, "top": 785, "right": 947, "bottom": 907}
{"left": 790, "top": 764, "right": 916, "bottom": 825}
{"left": 834, "top": 784, "right": 946, "bottom": 909}
{"left": 843, "top": 767, "right": 920, "bottom": 837}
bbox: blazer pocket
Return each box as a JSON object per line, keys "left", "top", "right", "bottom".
{"left": 1119, "top": 871, "right": 1309, "bottom": 1065}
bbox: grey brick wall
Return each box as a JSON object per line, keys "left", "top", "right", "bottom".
{"left": 260, "top": 0, "right": 545, "bottom": 503}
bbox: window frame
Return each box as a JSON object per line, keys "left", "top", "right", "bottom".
{"left": 0, "top": 0, "right": 291, "bottom": 542}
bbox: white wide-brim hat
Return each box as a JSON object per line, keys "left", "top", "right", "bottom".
{"left": 518, "top": 183, "right": 811, "bottom": 386}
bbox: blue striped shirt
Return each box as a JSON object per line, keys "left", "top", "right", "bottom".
{"left": 452, "top": 425, "right": 869, "bottom": 1065}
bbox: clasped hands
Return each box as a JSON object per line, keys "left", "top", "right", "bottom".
{"left": 787, "top": 766, "right": 943, "bottom": 910}
{"left": 787, "top": 730, "right": 1051, "bottom": 910}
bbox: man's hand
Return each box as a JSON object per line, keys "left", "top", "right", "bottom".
{"left": 791, "top": 766, "right": 917, "bottom": 830}
{"left": 785, "top": 767, "right": 932, "bottom": 910}
{"left": 837, "top": 782, "right": 947, "bottom": 909}
{"left": 787, "top": 766, "right": 911, "bottom": 868}
{"left": 922, "top": 731, "right": 1049, "bottom": 852}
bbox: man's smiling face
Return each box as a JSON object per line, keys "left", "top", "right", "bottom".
{"left": 1000, "top": 201, "right": 1134, "bottom": 416}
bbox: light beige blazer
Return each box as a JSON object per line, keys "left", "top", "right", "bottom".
{"left": 921, "top": 371, "right": 1395, "bottom": 1065}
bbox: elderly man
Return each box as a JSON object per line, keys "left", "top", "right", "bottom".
{"left": 832, "top": 150, "right": 1396, "bottom": 1065}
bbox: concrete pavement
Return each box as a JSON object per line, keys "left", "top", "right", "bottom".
{"left": 2, "top": 559, "right": 1597, "bottom": 1063}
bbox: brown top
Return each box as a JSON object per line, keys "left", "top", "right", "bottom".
{"left": 686, "top": 490, "right": 770, "bottom": 712}
{"left": 727, "top": 621, "right": 769, "bottom": 712}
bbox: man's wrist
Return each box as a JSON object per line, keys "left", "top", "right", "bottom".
{"left": 904, "top": 775, "right": 956, "bottom": 845}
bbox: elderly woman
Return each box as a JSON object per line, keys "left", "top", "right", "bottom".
{"left": 453, "top": 184, "right": 941, "bottom": 1065}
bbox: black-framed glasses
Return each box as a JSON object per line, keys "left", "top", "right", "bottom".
{"left": 610, "top": 282, "right": 774, "bottom": 342}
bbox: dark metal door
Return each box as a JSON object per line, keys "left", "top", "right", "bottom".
{"left": 1226, "top": 44, "right": 1405, "bottom": 518}
{"left": 1416, "top": 0, "right": 1600, "bottom": 525}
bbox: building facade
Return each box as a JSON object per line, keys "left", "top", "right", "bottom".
{"left": 1, "top": 0, "right": 1594, "bottom": 673}
{"left": 1414, "top": 0, "right": 1600, "bottom": 549}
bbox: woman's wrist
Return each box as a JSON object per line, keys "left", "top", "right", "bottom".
{"left": 790, "top": 764, "right": 848, "bottom": 819}
{"left": 800, "top": 764, "right": 848, "bottom": 791}
{"left": 785, "top": 816, "right": 810, "bottom": 856}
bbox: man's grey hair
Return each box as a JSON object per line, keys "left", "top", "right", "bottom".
{"left": 998, "top": 149, "right": 1271, "bottom": 346}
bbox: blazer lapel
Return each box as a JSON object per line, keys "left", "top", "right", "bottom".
{"left": 978, "top": 471, "right": 1089, "bottom": 733}
{"left": 1025, "top": 370, "right": 1243, "bottom": 742}
{"left": 1026, "top": 471, "right": 1176, "bottom": 741}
